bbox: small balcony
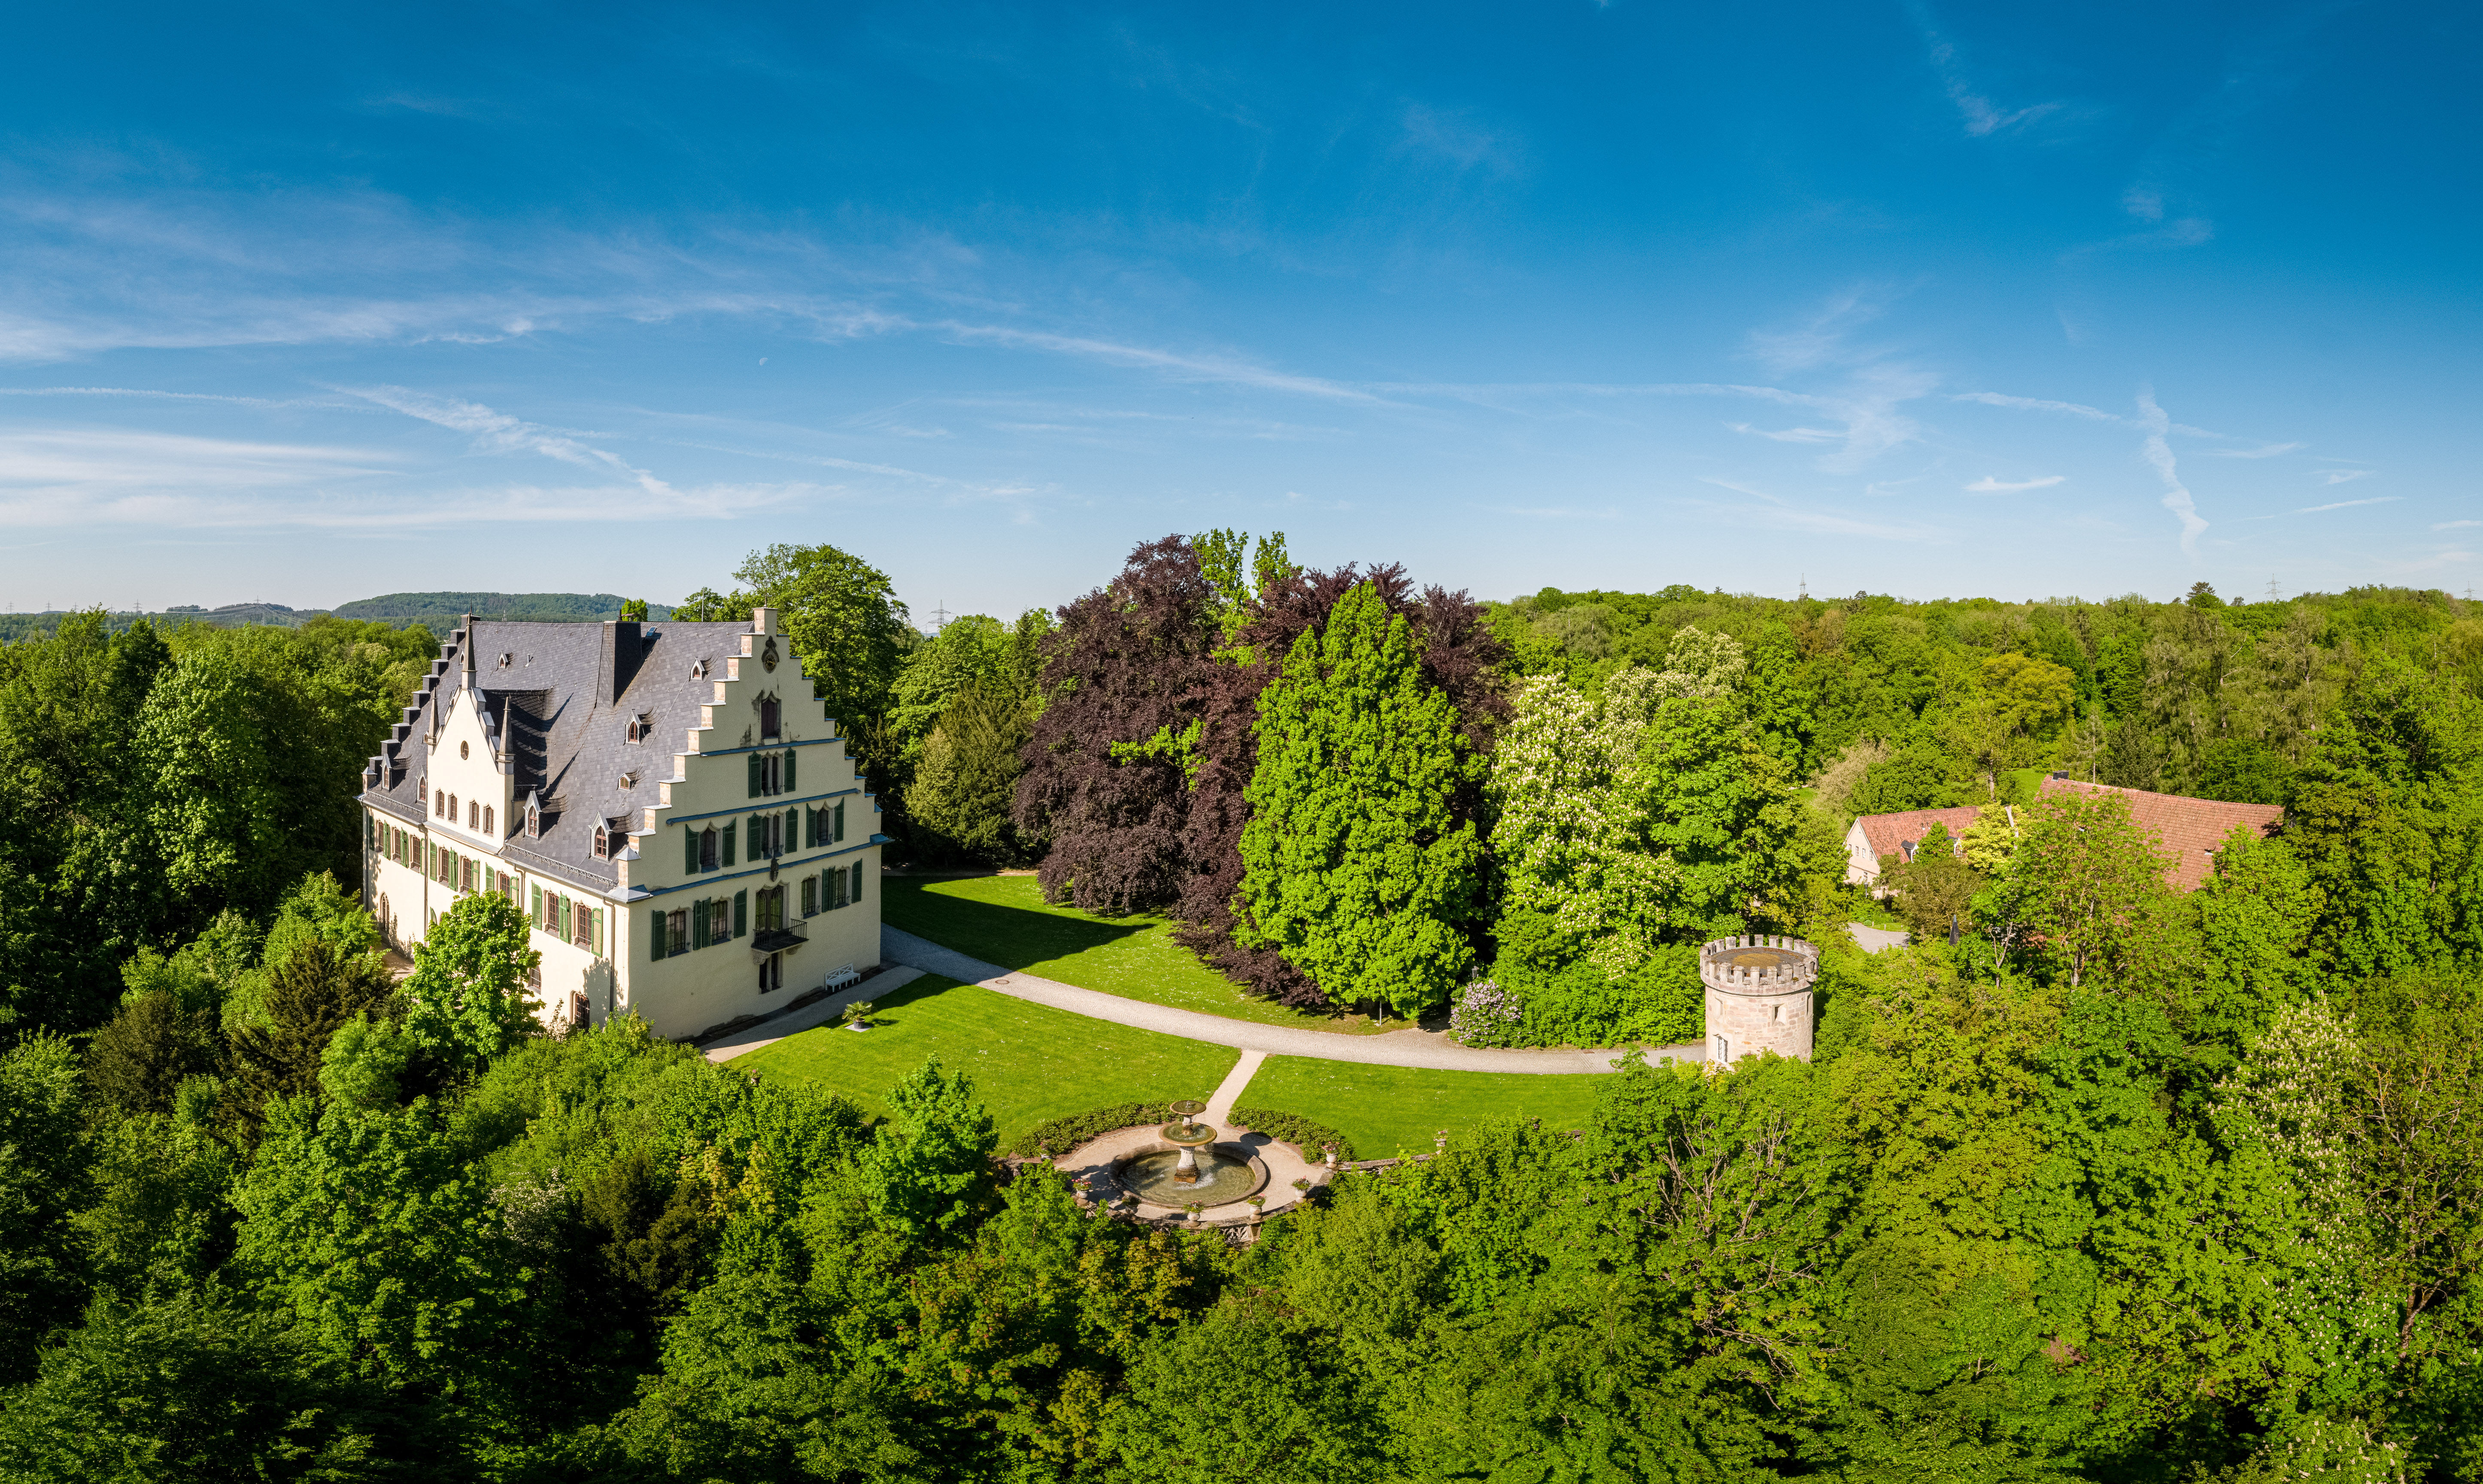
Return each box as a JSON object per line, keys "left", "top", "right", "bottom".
{"left": 750, "top": 917, "right": 807, "bottom": 959}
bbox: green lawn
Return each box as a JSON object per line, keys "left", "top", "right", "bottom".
{"left": 729, "top": 974, "right": 1241, "bottom": 1143}
{"left": 1239, "top": 1056, "right": 1618, "bottom": 1159}
{"left": 883, "top": 874, "right": 1388, "bottom": 1035}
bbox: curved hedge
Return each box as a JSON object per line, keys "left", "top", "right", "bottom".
{"left": 1006, "top": 1104, "right": 1163, "bottom": 1158}
{"left": 1231, "top": 1107, "right": 1354, "bottom": 1163}
{"left": 1004, "top": 1104, "right": 1357, "bottom": 1162}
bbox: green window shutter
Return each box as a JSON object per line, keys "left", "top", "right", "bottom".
{"left": 592, "top": 908, "right": 605, "bottom": 956}
{"left": 650, "top": 907, "right": 665, "bottom": 960}
{"left": 722, "top": 822, "right": 736, "bottom": 867}
{"left": 852, "top": 860, "right": 865, "bottom": 903}
{"left": 803, "top": 807, "right": 815, "bottom": 849}
{"left": 784, "top": 749, "right": 797, "bottom": 790}
{"left": 784, "top": 808, "right": 798, "bottom": 851}
{"left": 684, "top": 825, "right": 699, "bottom": 874}
{"left": 734, "top": 889, "right": 747, "bottom": 938}
{"left": 531, "top": 885, "right": 542, "bottom": 924}
{"left": 748, "top": 753, "right": 762, "bottom": 798}
{"left": 833, "top": 800, "right": 846, "bottom": 843}
{"left": 692, "top": 903, "right": 708, "bottom": 950}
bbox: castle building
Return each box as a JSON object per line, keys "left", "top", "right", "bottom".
{"left": 357, "top": 608, "right": 884, "bottom": 1039}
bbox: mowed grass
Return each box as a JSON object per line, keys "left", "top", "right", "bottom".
{"left": 1241, "top": 1056, "right": 1616, "bottom": 1158}
{"left": 730, "top": 973, "right": 1242, "bottom": 1144}
{"left": 883, "top": 874, "right": 1387, "bottom": 1035}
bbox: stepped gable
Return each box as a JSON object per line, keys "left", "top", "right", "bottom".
{"left": 361, "top": 616, "right": 760, "bottom": 889}
{"left": 2036, "top": 776, "right": 2282, "bottom": 892}
{"left": 1853, "top": 804, "right": 1982, "bottom": 865}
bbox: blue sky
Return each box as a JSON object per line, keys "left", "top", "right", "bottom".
{"left": 1, "top": 1, "right": 2474, "bottom": 620}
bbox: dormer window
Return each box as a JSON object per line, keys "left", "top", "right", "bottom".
{"left": 592, "top": 821, "right": 610, "bottom": 859}
{"left": 525, "top": 796, "right": 541, "bottom": 839}
{"left": 691, "top": 659, "right": 709, "bottom": 680}
{"left": 498, "top": 652, "right": 512, "bottom": 668}
{"left": 619, "top": 770, "right": 640, "bottom": 790}
{"left": 626, "top": 711, "right": 651, "bottom": 744}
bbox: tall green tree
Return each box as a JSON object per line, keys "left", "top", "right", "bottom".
{"left": 855, "top": 1055, "right": 996, "bottom": 1240}
{"left": 0, "top": 1034, "right": 91, "bottom": 1383}
{"left": 232, "top": 1099, "right": 531, "bottom": 1392}
{"left": 905, "top": 681, "right": 1038, "bottom": 864}
{"left": 731, "top": 542, "right": 913, "bottom": 732}
{"left": 397, "top": 892, "right": 538, "bottom": 1077}
{"left": 1236, "top": 582, "right": 1485, "bottom": 1020}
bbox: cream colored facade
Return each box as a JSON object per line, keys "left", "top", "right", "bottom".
{"left": 361, "top": 607, "right": 884, "bottom": 1041}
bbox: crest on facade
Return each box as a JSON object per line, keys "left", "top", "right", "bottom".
{"left": 762, "top": 637, "right": 779, "bottom": 671}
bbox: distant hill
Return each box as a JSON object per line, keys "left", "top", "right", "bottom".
{"left": 0, "top": 592, "right": 672, "bottom": 644}
{"left": 329, "top": 592, "right": 674, "bottom": 625}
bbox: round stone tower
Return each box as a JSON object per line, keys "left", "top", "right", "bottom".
{"left": 1700, "top": 934, "right": 1820, "bottom": 1065}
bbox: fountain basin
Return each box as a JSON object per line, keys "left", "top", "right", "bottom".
{"left": 1115, "top": 1147, "right": 1266, "bottom": 1208}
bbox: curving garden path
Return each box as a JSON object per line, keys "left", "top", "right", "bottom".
{"left": 879, "top": 925, "right": 1689, "bottom": 1074}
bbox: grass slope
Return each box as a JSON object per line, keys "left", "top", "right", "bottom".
{"left": 883, "top": 874, "right": 1388, "bottom": 1035}
{"left": 1239, "top": 1056, "right": 1616, "bottom": 1158}
{"left": 729, "top": 973, "right": 1240, "bottom": 1143}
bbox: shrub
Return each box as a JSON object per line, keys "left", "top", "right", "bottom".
{"left": 1230, "top": 1108, "right": 1354, "bottom": 1163}
{"left": 1482, "top": 942, "right": 1704, "bottom": 1049}
{"left": 1447, "top": 979, "right": 1524, "bottom": 1047}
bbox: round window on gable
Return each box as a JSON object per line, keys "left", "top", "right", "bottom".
{"left": 460, "top": 741, "right": 469, "bottom": 759}
{"left": 762, "top": 637, "right": 779, "bottom": 671}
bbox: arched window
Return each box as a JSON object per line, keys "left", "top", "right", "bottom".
{"left": 482, "top": 805, "right": 494, "bottom": 835}
{"left": 592, "top": 821, "right": 609, "bottom": 859}
{"left": 760, "top": 695, "right": 781, "bottom": 740}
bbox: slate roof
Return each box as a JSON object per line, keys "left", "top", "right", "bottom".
{"left": 1853, "top": 805, "right": 1983, "bottom": 868}
{"left": 361, "top": 617, "right": 765, "bottom": 892}
{"left": 2035, "top": 776, "right": 2283, "bottom": 892}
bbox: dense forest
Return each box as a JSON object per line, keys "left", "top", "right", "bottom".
{"left": 2, "top": 539, "right": 2480, "bottom": 1480}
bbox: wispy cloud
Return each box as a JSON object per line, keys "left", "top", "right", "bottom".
{"left": 348, "top": 385, "right": 678, "bottom": 497}
{"left": 2293, "top": 496, "right": 2398, "bottom": 514}
{"left": 1966, "top": 474, "right": 2065, "bottom": 493}
{"left": 2433, "top": 519, "right": 2482, "bottom": 531}
{"left": 1907, "top": 2, "right": 2062, "bottom": 136}
{"left": 2318, "top": 468, "right": 2373, "bottom": 485}
{"left": 930, "top": 321, "right": 1383, "bottom": 404}
{"left": 2204, "top": 440, "right": 2304, "bottom": 458}
{"left": 1726, "top": 421, "right": 1841, "bottom": 443}
{"left": 1399, "top": 103, "right": 1523, "bottom": 174}
{"left": 0, "top": 422, "right": 828, "bottom": 529}
{"left": 2136, "top": 388, "right": 2207, "bottom": 555}
{"left": 1952, "top": 390, "right": 2125, "bottom": 423}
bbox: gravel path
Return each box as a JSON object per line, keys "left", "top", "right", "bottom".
{"left": 881, "top": 926, "right": 1686, "bottom": 1074}
{"left": 1847, "top": 923, "right": 1912, "bottom": 953}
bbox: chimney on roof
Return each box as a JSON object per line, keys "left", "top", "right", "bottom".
{"left": 460, "top": 613, "right": 476, "bottom": 691}
{"left": 600, "top": 619, "right": 644, "bottom": 705}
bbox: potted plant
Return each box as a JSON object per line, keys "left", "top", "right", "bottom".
{"left": 1290, "top": 1177, "right": 1311, "bottom": 1192}
{"left": 842, "top": 1001, "right": 876, "bottom": 1031}
{"left": 1183, "top": 1202, "right": 1203, "bottom": 1226}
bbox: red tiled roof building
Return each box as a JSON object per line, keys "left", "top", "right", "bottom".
{"left": 1844, "top": 776, "right": 2282, "bottom": 895}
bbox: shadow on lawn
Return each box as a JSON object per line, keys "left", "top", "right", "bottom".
{"left": 883, "top": 875, "right": 1152, "bottom": 972}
